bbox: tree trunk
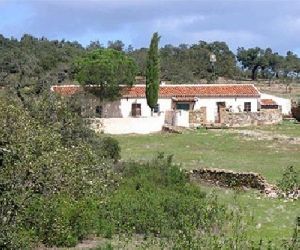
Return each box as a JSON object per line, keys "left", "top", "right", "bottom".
{"left": 251, "top": 65, "right": 259, "bottom": 80}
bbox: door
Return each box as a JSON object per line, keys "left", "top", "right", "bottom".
{"left": 131, "top": 103, "right": 141, "bottom": 117}
{"left": 215, "top": 102, "right": 226, "bottom": 123}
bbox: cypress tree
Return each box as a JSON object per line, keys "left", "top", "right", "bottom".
{"left": 146, "top": 32, "right": 160, "bottom": 115}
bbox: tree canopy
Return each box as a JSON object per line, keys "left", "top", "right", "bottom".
{"left": 0, "top": 33, "right": 300, "bottom": 91}
{"left": 74, "top": 48, "right": 137, "bottom": 101}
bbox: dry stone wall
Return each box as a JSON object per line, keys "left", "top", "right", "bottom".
{"left": 188, "top": 168, "right": 299, "bottom": 200}
{"left": 188, "top": 168, "right": 270, "bottom": 190}
{"left": 221, "top": 109, "right": 282, "bottom": 127}
{"left": 189, "top": 107, "right": 207, "bottom": 127}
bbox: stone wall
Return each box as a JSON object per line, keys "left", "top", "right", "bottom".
{"left": 188, "top": 168, "right": 270, "bottom": 190}
{"left": 221, "top": 108, "right": 282, "bottom": 127}
{"left": 189, "top": 168, "right": 299, "bottom": 200}
{"left": 164, "top": 110, "right": 175, "bottom": 125}
{"left": 189, "top": 107, "right": 207, "bottom": 127}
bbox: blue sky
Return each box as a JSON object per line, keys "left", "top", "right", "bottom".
{"left": 1, "top": 0, "right": 300, "bottom": 55}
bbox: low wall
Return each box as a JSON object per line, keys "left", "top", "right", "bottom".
{"left": 164, "top": 110, "right": 190, "bottom": 127}
{"left": 164, "top": 110, "right": 174, "bottom": 125}
{"left": 222, "top": 109, "right": 282, "bottom": 127}
{"left": 189, "top": 108, "right": 207, "bottom": 127}
{"left": 86, "top": 116, "right": 165, "bottom": 134}
{"left": 189, "top": 168, "right": 269, "bottom": 190}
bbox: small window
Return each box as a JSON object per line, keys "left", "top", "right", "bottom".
{"left": 244, "top": 102, "right": 251, "bottom": 112}
{"left": 95, "top": 105, "right": 102, "bottom": 117}
{"left": 154, "top": 104, "right": 160, "bottom": 113}
{"left": 176, "top": 103, "right": 190, "bottom": 110}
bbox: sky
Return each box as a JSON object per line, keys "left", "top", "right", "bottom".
{"left": 1, "top": 0, "right": 300, "bottom": 55}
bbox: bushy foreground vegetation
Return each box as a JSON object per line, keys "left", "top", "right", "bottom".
{"left": 0, "top": 91, "right": 298, "bottom": 249}
{"left": 0, "top": 91, "right": 119, "bottom": 249}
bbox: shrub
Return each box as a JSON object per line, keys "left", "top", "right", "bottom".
{"left": 277, "top": 166, "right": 300, "bottom": 193}
{"left": 102, "top": 155, "right": 224, "bottom": 238}
{"left": 22, "top": 194, "right": 101, "bottom": 247}
{"left": 0, "top": 95, "right": 115, "bottom": 248}
{"left": 100, "top": 137, "right": 120, "bottom": 161}
{"left": 90, "top": 136, "right": 121, "bottom": 162}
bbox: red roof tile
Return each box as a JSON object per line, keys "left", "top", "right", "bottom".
{"left": 121, "top": 84, "right": 260, "bottom": 98}
{"left": 51, "top": 85, "right": 82, "bottom": 96}
{"left": 51, "top": 84, "right": 260, "bottom": 98}
{"left": 261, "top": 99, "right": 277, "bottom": 105}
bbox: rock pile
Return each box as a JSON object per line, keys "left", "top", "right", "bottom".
{"left": 188, "top": 168, "right": 299, "bottom": 200}
{"left": 189, "top": 168, "right": 270, "bottom": 190}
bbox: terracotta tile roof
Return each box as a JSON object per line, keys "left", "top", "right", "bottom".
{"left": 121, "top": 84, "right": 260, "bottom": 98}
{"left": 261, "top": 99, "right": 277, "bottom": 105}
{"left": 51, "top": 85, "right": 82, "bottom": 96}
{"left": 51, "top": 84, "right": 260, "bottom": 98}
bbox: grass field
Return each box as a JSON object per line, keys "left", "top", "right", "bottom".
{"left": 114, "top": 122, "right": 300, "bottom": 242}
{"left": 116, "top": 123, "right": 300, "bottom": 183}
{"left": 248, "top": 120, "right": 300, "bottom": 137}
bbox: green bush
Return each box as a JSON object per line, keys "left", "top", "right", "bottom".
{"left": 277, "top": 166, "right": 300, "bottom": 193}
{"left": 0, "top": 95, "right": 115, "bottom": 248}
{"left": 98, "top": 136, "right": 121, "bottom": 162}
{"left": 22, "top": 194, "right": 101, "bottom": 247}
{"left": 102, "top": 156, "right": 224, "bottom": 238}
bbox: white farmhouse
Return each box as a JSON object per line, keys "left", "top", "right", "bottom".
{"left": 51, "top": 83, "right": 289, "bottom": 134}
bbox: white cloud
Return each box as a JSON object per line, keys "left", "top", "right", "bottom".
{"left": 153, "top": 15, "right": 206, "bottom": 31}
{"left": 1, "top": 0, "right": 300, "bottom": 54}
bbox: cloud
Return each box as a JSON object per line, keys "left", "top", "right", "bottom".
{"left": 1, "top": 0, "right": 300, "bottom": 54}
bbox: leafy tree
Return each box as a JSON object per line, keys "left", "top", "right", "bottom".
{"left": 263, "top": 48, "right": 284, "bottom": 80}
{"left": 237, "top": 47, "right": 267, "bottom": 80}
{"left": 146, "top": 32, "right": 160, "bottom": 114}
{"left": 74, "top": 48, "right": 136, "bottom": 102}
{"left": 86, "top": 40, "right": 103, "bottom": 51}
{"left": 107, "top": 40, "right": 125, "bottom": 51}
{"left": 283, "top": 51, "right": 300, "bottom": 76}
{"left": 159, "top": 41, "right": 236, "bottom": 83}
{"left": 206, "top": 41, "right": 237, "bottom": 78}
{"left": 129, "top": 47, "right": 148, "bottom": 75}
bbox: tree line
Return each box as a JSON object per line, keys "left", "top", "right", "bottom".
{"left": 1, "top": 34, "right": 300, "bottom": 93}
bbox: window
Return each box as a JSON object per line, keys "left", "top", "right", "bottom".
{"left": 132, "top": 103, "right": 141, "bottom": 117}
{"left": 154, "top": 104, "right": 160, "bottom": 113}
{"left": 244, "top": 102, "right": 251, "bottom": 112}
{"left": 95, "top": 105, "right": 102, "bottom": 117}
{"left": 176, "top": 103, "right": 190, "bottom": 110}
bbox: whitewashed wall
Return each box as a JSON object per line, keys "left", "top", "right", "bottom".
{"left": 99, "top": 116, "right": 165, "bottom": 134}
{"left": 174, "top": 110, "right": 190, "bottom": 127}
{"left": 103, "top": 98, "right": 172, "bottom": 118}
{"left": 194, "top": 97, "right": 259, "bottom": 123}
{"left": 260, "top": 93, "right": 291, "bottom": 115}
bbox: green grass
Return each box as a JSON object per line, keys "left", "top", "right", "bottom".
{"left": 247, "top": 121, "right": 300, "bottom": 137}
{"left": 200, "top": 186, "right": 299, "bottom": 241}
{"left": 114, "top": 125, "right": 300, "bottom": 242}
{"left": 116, "top": 127, "right": 300, "bottom": 183}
